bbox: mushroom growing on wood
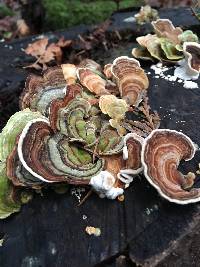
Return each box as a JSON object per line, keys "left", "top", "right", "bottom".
{"left": 111, "top": 56, "right": 149, "bottom": 106}
{"left": 17, "top": 119, "right": 104, "bottom": 184}
{"left": 183, "top": 42, "right": 200, "bottom": 78}
{"left": 77, "top": 68, "right": 110, "bottom": 96}
{"left": 61, "top": 63, "right": 77, "bottom": 85}
{"left": 141, "top": 129, "right": 199, "bottom": 204}
{"left": 20, "top": 67, "right": 67, "bottom": 116}
{"left": 119, "top": 133, "right": 144, "bottom": 185}
{"left": 0, "top": 56, "right": 161, "bottom": 216}
{"left": 152, "top": 19, "right": 183, "bottom": 44}
{"left": 174, "top": 42, "right": 200, "bottom": 80}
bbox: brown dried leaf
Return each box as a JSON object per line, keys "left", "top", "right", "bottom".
{"left": 24, "top": 36, "right": 72, "bottom": 70}
{"left": 56, "top": 37, "right": 72, "bottom": 48}
{"left": 25, "top": 38, "right": 48, "bottom": 58}
{"left": 45, "top": 43, "right": 62, "bottom": 64}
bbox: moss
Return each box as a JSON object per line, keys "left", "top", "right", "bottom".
{"left": 0, "top": 4, "right": 14, "bottom": 19}
{"left": 42, "top": 0, "right": 142, "bottom": 30}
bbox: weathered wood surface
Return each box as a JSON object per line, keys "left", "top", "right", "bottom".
{"left": 0, "top": 7, "right": 200, "bottom": 267}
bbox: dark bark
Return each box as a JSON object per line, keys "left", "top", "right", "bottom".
{"left": 0, "top": 7, "right": 199, "bottom": 267}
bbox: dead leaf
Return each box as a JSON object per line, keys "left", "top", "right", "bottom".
{"left": 56, "top": 37, "right": 72, "bottom": 48}
{"left": 46, "top": 43, "right": 62, "bottom": 64}
{"left": 25, "top": 38, "right": 48, "bottom": 58}
{"left": 24, "top": 37, "right": 72, "bottom": 70}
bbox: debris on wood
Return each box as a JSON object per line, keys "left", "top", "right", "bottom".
{"left": 24, "top": 37, "right": 72, "bottom": 70}
{"left": 85, "top": 226, "right": 101, "bottom": 237}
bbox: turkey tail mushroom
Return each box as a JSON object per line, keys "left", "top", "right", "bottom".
{"left": 103, "top": 64, "right": 113, "bottom": 79}
{"left": 17, "top": 118, "right": 104, "bottom": 184}
{"left": 20, "top": 67, "right": 67, "bottom": 116}
{"left": 119, "top": 133, "right": 144, "bottom": 185}
{"left": 182, "top": 42, "right": 200, "bottom": 78}
{"left": 141, "top": 129, "right": 200, "bottom": 204}
{"left": 77, "top": 68, "right": 110, "bottom": 96}
{"left": 111, "top": 56, "right": 149, "bottom": 106}
{"left": 151, "top": 19, "right": 182, "bottom": 44}
{"left": 78, "top": 59, "right": 102, "bottom": 72}
{"left": 61, "top": 63, "right": 77, "bottom": 85}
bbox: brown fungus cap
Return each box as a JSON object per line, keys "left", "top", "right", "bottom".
{"left": 152, "top": 19, "right": 182, "bottom": 44}
{"left": 78, "top": 59, "right": 102, "bottom": 72}
{"left": 103, "top": 63, "right": 113, "bottom": 79}
{"left": 17, "top": 118, "right": 104, "bottom": 184}
{"left": 111, "top": 56, "right": 149, "bottom": 106}
{"left": 77, "top": 68, "right": 110, "bottom": 96}
{"left": 183, "top": 42, "right": 200, "bottom": 76}
{"left": 20, "top": 67, "right": 66, "bottom": 116}
{"left": 141, "top": 129, "right": 199, "bottom": 204}
{"left": 123, "top": 133, "right": 144, "bottom": 173}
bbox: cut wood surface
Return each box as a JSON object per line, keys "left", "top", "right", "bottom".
{"left": 0, "top": 7, "right": 199, "bottom": 267}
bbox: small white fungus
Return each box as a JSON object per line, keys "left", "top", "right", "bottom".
{"left": 183, "top": 80, "right": 198, "bottom": 89}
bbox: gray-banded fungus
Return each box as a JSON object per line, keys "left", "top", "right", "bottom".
{"left": 111, "top": 56, "right": 149, "bottom": 106}
{"left": 78, "top": 59, "right": 102, "bottom": 73}
{"left": 132, "top": 19, "right": 199, "bottom": 64}
{"left": 20, "top": 67, "right": 67, "bottom": 116}
{"left": 18, "top": 118, "right": 104, "bottom": 184}
{"left": 7, "top": 145, "right": 43, "bottom": 189}
{"left": 103, "top": 64, "right": 113, "bottom": 79}
{"left": 94, "top": 123, "right": 124, "bottom": 155}
{"left": 152, "top": 19, "right": 183, "bottom": 44}
{"left": 49, "top": 83, "right": 97, "bottom": 145}
{"left": 0, "top": 56, "right": 163, "bottom": 217}
{"left": 99, "top": 95, "right": 128, "bottom": 136}
{"left": 77, "top": 68, "right": 110, "bottom": 96}
{"left": 174, "top": 42, "right": 200, "bottom": 80}
{"left": 141, "top": 129, "right": 199, "bottom": 204}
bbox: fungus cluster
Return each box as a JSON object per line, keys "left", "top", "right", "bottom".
{"left": 0, "top": 55, "right": 199, "bottom": 218}
{"left": 132, "top": 19, "right": 200, "bottom": 80}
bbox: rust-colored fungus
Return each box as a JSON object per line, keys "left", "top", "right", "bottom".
{"left": 111, "top": 56, "right": 149, "bottom": 106}
{"left": 142, "top": 129, "right": 199, "bottom": 204}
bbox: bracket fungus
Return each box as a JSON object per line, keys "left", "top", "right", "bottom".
{"left": 174, "top": 42, "right": 200, "bottom": 80}
{"left": 118, "top": 133, "right": 144, "bottom": 185}
{"left": 61, "top": 63, "right": 77, "bottom": 85}
{"left": 111, "top": 56, "right": 149, "bottom": 106}
{"left": 77, "top": 68, "right": 109, "bottom": 96}
{"left": 20, "top": 67, "right": 67, "bottom": 116}
{"left": 0, "top": 56, "right": 180, "bottom": 218}
{"left": 151, "top": 19, "right": 183, "bottom": 45}
{"left": 134, "top": 5, "right": 159, "bottom": 25}
{"left": 132, "top": 19, "right": 199, "bottom": 69}
{"left": 17, "top": 118, "right": 104, "bottom": 184}
{"left": 141, "top": 129, "right": 200, "bottom": 204}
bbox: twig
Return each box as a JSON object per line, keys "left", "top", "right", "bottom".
{"left": 114, "top": 30, "right": 122, "bottom": 40}
{"left": 78, "top": 189, "right": 93, "bottom": 206}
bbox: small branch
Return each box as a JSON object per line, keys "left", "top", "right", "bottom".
{"left": 78, "top": 189, "right": 93, "bottom": 206}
